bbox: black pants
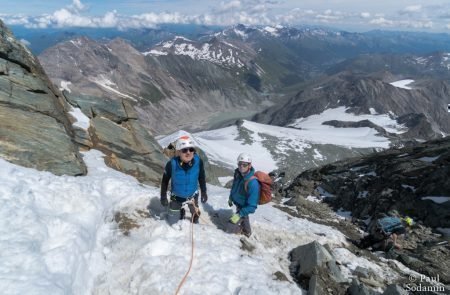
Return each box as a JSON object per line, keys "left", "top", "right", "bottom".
{"left": 167, "top": 194, "right": 200, "bottom": 224}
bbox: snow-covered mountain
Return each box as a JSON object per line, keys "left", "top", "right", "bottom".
{"left": 254, "top": 71, "right": 450, "bottom": 143}
{"left": 218, "top": 24, "right": 341, "bottom": 41}
{"left": 37, "top": 23, "right": 450, "bottom": 136}
{"left": 38, "top": 36, "right": 270, "bottom": 134}
{"left": 144, "top": 36, "right": 253, "bottom": 70}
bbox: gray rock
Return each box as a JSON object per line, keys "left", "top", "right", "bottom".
{"left": 382, "top": 284, "right": 408, "bottom": 295}
{"left": 0, "top": 105, "right": 86, "bottom": 175}
{"left": 308, "top": 275, "right": 325, "bottom": 295}
{"left": 347, "top": 278, "right": 381, "bottom": 295}
{"left": 290, "top": 241, "right": 333, "bottom": 278}
{"left": 327, "top": 260, "right": 348, "bottom": 283}
{"left": 72, "top": 127, "right": 93, "bottom": 148}
{"left": 0, "top": 20, "right": 86, "bottom": 175}
{"left": 354, "top": 266, "right": 371, "bottom": 279}
{"left": 89, "top": 115, "right": 165, "bottom": 184}
{"left": 65, "top": 92, "right": 129, "bottom": 123}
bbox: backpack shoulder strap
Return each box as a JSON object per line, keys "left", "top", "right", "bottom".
{"left": 233, "top": 169, "right": 240, "bottom": 181}
{"left": 244, "top": 176, "right": 258, "bottom": 193}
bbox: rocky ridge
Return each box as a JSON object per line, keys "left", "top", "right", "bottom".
{"left": 284, "top": 136, "right": 450, "bottom": 228}
{"left": 281, "top": 137, "right": 450, "bottom": 289}
{"left": 0, "top": 20, "right": 166, "bottom": 184}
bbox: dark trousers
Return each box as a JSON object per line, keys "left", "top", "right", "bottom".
{"left": 226, "top": 207, "right": 252, "bottom": 237}
{"left": 167, "top": 194, "right": 200, "bottom": 225}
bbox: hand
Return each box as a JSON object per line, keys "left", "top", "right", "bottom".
{"left": 160, "top": 197, "right": 168, "bottom": 207}
{"left": 230, "top": 213, "right": 240, "bottom": 224}
{"left": 228, "top": 198, "right": 233, "bottom": 207}
{"left": 201, "top": 192, "right": 208, "bottom": 203}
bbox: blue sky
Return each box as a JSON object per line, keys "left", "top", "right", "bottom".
{"left": 1, "top": 0, "right": 450, "bottom": 33}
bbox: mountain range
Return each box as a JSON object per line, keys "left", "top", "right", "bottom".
{"left": 36, "top": 24, "right": 450, "bottom": 144}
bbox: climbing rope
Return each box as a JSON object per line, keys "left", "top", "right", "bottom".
{"left": 174, "top": 199, "right": 200, "bottom": 295}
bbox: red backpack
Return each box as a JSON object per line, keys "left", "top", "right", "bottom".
{"left": 244, "top": 171, "right": 273, "bottom": 205}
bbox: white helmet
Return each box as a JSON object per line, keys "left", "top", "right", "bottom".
{"left": 237, "top": 153, "right": 252, "bottom": 163}
{"left": 175, "top": 136, "right": 195, "bottom": 150}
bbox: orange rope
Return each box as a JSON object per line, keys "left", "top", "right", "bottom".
{"left": 174, "top": 203, "right": 199, "bottom": 295}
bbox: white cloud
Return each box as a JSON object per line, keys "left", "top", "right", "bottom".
{"left": 132, "top": 12, "right": 187, "bottom": 25}
{"left": 1, "top": 15, "right": 31, "bottom": 26}
{"left": 408, "top": 20, "right": 433, "bottom": 29}
{"left": 404, "top": 5, "right": 422, "bottom": 13}
{"left": 0, "top": 0, "right": 445, "bottom": 32}
{"left": 370, "top": 17, "right": 432, "bottom": 29}
{"left": 370, "top": 17, "right": 394, "bottom": 26}
{"left": 71, "top": 0, "right": 86, "bottom": 12}
{"left": 313, "top": 9, "right": 345, "bottom": 22}
{"left": 219, "top": 0, "right": 242, "bottom": 12}
{"left": 52, "top": 8, "right": 92, "bottom": 27}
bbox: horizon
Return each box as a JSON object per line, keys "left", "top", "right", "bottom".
{"left": 1, "top": 0, "right": 450, "bottom": 34}
{"left": 6, "top": 22, "right": 450, "bottom": 38}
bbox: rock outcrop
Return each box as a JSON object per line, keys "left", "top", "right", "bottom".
{"left": 284, "top": 136, "right": 450, "bottom": 228}
{"left": 0, "top": 20, "right": 166, "bottom": 184}
{"left": 0, "top": 19, "right": 86, "bottom": 175}
{"left": 284, "top": 137, "right": 450, "bottom": 286}
{"left": 65, "top": 92, "right": 166, "bottom": 184}
{"left": 289, "top": 240, "right": 449, "bottom": 294}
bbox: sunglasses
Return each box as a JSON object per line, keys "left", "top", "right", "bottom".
{"left": 181, "top": 147, "right": 195, "bottom": 153}
{"left": 238, "top": 162, "right": 250, "bottom": 168}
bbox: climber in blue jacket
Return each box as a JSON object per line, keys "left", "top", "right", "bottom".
{"left": 226, "top": 153, "right": 260, "bottom": 237}
{"left": 160, "top": 136, "right": 207, "bottom": 224}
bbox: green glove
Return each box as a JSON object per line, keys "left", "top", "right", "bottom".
{"left": 230, "top": 213, "right": 240, "bottom": 224}
{"left": 228, "top": 198, "right": 233, "bottom": 207}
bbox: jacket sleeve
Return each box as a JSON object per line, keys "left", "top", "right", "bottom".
{"left": 239, "top": 179, "right": 260, "bottom": 217}
{"left": 198, "top": 158, "right": 207, "bottom": 193}
{"left": 160, "top": 161, "right": 172, "bottom": 198}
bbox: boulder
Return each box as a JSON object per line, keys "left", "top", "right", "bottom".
{"left": 290, "top": 241, "right": 333, "bottom": 278}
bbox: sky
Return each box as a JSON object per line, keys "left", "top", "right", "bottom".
{"left": 1, "top": 0, "right": 450, "bottom": 33}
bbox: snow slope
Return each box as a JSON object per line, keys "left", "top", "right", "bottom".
{"left": 0, "top": 149, "right": 403, "bottom": 295}
{"left": 158, "top": 113, "right": 400, "bottom": 172}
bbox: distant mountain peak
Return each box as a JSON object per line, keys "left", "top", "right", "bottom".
{"left": 144, "top": 35, "right": 250, "bottom": 69}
